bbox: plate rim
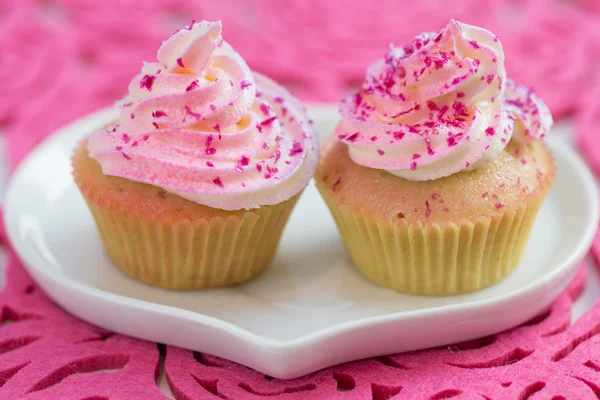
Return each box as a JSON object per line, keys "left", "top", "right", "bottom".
{"left": 5, "top": 107, "right": 599, "bottom": 352}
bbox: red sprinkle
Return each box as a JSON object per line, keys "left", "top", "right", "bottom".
{"left": 261, "top": 116, "right": 277, "bottom": 126}
{"left": 485, "top": 127, "right": 495, "bottom": 136}
{"left": 143, "top": 135, "right": 149, "bottom": 141}
{"left": 274, "top": 96, "right": 284, "bottom": 104}
{"left": 289, "top": 142, "right": 303, "bottom": 156}
{"left": 139, "top": 74, "right": 155, "bottom": 91}
{"left": 412, "top": 153, "right": 421, "bottom": 160}
{"left": 240, "top": 80, "right": 252, "bottom": 89}
{"left": 152, "top": 122, "right": 159, "bottom": 130}
{"left": 122, "top": 152, "right": 131, "bottom": 160}
{"left": 209, "top": 104, "right": 217, "bottom": 112}
{"left": 240, "top": 155, "right": 250, "bottom": 166}
{"left": 256, "top": 163, "right": 262, "bottom": 172}
{"left": 332, "top": 178, "right": 341, "bottom": 191}
{"left": 370, "top": 136, "right": 377, "bottom": 142}
{"left": 410, "top": 162, "right": 417, "bottom": 171}
{"left": 346, "top": 132, "right": 359, "bottom": 142}
{"left": 213, "top": 177, "right": 224, "bottom": 188}
{"left": 152, "top": 110, "right": 167, "bottom": 118}
{"left": 206, "top": 161, "right": 214, "bottom": 167}
{"left": 177, "top": 57, "right": 185, "bottom": 68}
{"left": 213, "top": 124, "right": 221, "bottom": 133}
{"left": 115, "top": 146, "right": 123, "bottom": 151}
{"left": 186, "top": 81, "right": 199, "bottom": 91}
{"left": 130, "top": 113, "right": 134, "bottom": 119}
{"left": 457, "top": 92, "right": 465, "bottom": 98}
{"left": 185, "top": 105, "right": 202, "bottom": 119}
{"left": 377, "top": 149, "right": 385, "bottom": 156}
{"left": 494, "top": 202, "right": 505, "bottom": 209}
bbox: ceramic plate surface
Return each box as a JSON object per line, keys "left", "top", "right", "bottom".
{"left": 5, "top": 106, "right": 598, "bottom": 379}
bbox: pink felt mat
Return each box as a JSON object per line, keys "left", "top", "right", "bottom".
{"left": 2, "top": 0, "right": 600, "bottom": 398}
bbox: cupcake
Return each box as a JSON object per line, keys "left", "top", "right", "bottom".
{"left": 316, "top": 20, "right": 554, "bottom": 296}
{"left": 73, "top": 20, "right": 319, "bottom": 289}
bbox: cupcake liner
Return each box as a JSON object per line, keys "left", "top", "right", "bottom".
{"left": 318, "top": 183, "right": 549, "bottom": 296}
{"left": 73, "top": 147, "right": 299, "bottom": 290}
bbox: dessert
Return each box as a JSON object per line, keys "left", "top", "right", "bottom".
{"left": 73, "top": 20, "right": 319, "bottom": 289}
{"left": 316, "top": 20, "right": 554, "bottom": 295}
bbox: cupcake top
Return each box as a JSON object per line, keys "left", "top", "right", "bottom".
{"left": 337, "top": 20, "right": 553, "bottom": 181}
{"left": 87, "top": 21, "right": 319, "bottom": 210}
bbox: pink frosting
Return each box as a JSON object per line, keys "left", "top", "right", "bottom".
{"left": 336, "top": 20, "right": 553, "bottom": 181}
{"left": 87, "top": 21, "right": 319, "bottom": 210}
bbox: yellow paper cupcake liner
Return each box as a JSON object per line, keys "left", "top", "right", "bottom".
{"left": 73, "top": 148, "right": 300, "bottom": 290}
{"left": 318, "top": 188, "right": 546, "bottom": 296}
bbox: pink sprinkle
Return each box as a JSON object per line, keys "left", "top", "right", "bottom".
{"left": 274, "top": 96, "right": 284, "bottom": 104}
{"left": 515, "top": 148, "right": 522, "bottom": 156}
{"left": 425, "top": 201, "right": 431, "bottom": 218}
{"left": 486, "top": 74, "right": 494, "bottom": 84}
{"left": 152, "top": 110, "right": 167, "bottom": 118}
{"left": 210, "top": 104, "right": 217, "bottom": 111}
{"left": 370, "top": 136, "right": 377, "bottom": 142}
{"left": 213, "top": 177, "right": 224, "bottom": 188}
{"left": 185, "top": 105, "right": 202, "bottom": 119}
{"left": 412, "top": 153, "right": 421, "bottom": 160}
{"left": 229, "top": 80, "right": 234, "bottom": 87}
{"left": 521, "top": 158, "right": 527, "bottom": 165}
{"left": 122, "top": 134, "right": 130, "bottom": 143}
{"left": 262, "top": 142, "right": 270, "bottom": 151}
{"left": 410, "top": 162, "right": 417, "bottom": 171}
{"left": 205, "top": 147, "right": 216, "bottom": 155}
{"left": 187, "top": 19, "right": 195, "bottom": 30}
{"left": 261, "top": 116, "right": 277, "bottom": 126}
{"left": 256, "top": 123, "right": 263, "bottom": 133}
{"left": 260, "top": 103, "right": 269, "bottom": 115}
{"left": 139, "top": 75, "right": 155, "bottom": 91}
{"left": 425, "top": 138, "right": 435, "bottom": 155}
{"left": 240, "top": 80, "right": 252, "bottom": 89}
{"left": 289, "top": 142, "right": 303, "bottom": 156}
{"left": 275, "top": 150, "right": 281, "bottom": 163}
{"left": 485, "top": 127, "right": 495, "bottom": 136}
{"left": 469, "top": 40, "right": 480, "bottom": 49}
{"left": 143, "top": 135, "right": 149, "bottom": 141}
{"left": 465, "top": 161, "right": 470, "bottom": 168}
{"left": 115, "top": 146, "right": 123, "bottom": 151}
{"left": 482, "top": 192, "right": 489, "bottom": 198}
{"left": 426, "top": 100, "right": 439, "bottom": 111}
{"left": 213, "top": 124, "right": 221, "bottom": 133}
{"left": 152, "top": 122, "right": 159, "bottom": 130}
{"left": 264, "top": 173, "right": 272, "bottom": 179}
{"left": 494, "top": 202, "right": 505, "bottom": 209}
{"left": 256, "top": 163, "right": 262, "bottom": 172}
{"left": 537, "top": 169, "right": 544, "bottom": 180}
{"left": 285, "top": 160, "right": 291, "bottom": 165}
{"left": 186, "top": 81, "right": 199, "bottom": 91}
{"left": 131, "top": 141, "right": 138, "bottom": 147}
{"left": 122, "top": 152, "right": 131, "bottom": 160}
{"left": 130, "top": 113, "right": 134, "bottom": 119}
{"left": 457, "top": 92, "right": 465, "bottom": 98}
{"left": 177, "top": 57, "right": 185, "bottom": 68}
{"left": 240, "top": 155, "right": 250, "bottom": 166}
{"left": 206, "top": 161, "right": 214, "bottom": 167}
{"left": 394, "top": 131, "right": 405, "bottom": 140}
{"left": 346, "top": 132, "right": 359, "bottom": 142}
{"left": 267, "top": 165, "right": 278, "bottom": 175}
{"left": 431, "top": 192, "right": 441, "bottom": 200}
{"left": 377, "top": 149, "right": 385, "bottom": 156}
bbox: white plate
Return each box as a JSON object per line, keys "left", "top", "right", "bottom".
{"left": 5, "top": 107, "right": 599, "bottom": 379}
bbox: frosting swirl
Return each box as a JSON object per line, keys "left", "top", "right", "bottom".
{"left": 337, "top": 19, "right": 552, "bottom": 181}
{"left": 87, "top": 21, "right": 319, "bottom": 210}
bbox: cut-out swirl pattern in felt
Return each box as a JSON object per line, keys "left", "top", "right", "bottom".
{"left": 1, "top": 0, "right": 600, "bottom": 398}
